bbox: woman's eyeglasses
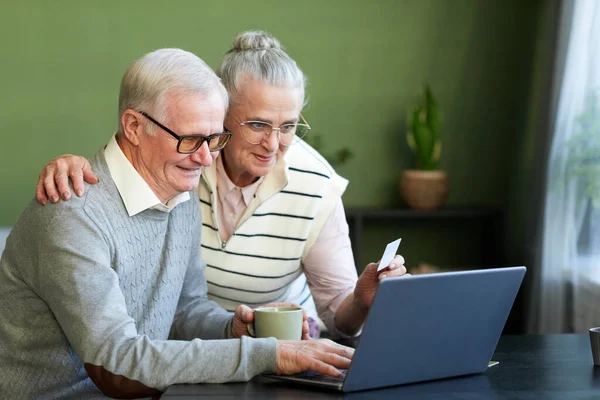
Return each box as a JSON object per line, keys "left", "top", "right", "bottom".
{"left": 234, "top": 114, "right": 311, "bottom": 146}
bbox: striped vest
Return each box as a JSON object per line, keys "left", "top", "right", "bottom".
{"left": 198, "top": 140, "right": 348, "bottom": 323}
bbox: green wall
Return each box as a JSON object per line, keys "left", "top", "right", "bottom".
{"left": 0, "top": 0, "right": 542, "bottom": 226}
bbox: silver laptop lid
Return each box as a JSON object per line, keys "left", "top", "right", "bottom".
{"left": 262, "top": 267, "right": 525, "bottom": 392}
{"left": 342, "top": 266, "right": 525, "bottom": 392}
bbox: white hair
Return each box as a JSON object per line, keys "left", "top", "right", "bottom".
{"left": 117, "top": 48, "right": 228, "bottom": 135}
{"left": 216, "top": 31, "right": 307, "bottom": 107}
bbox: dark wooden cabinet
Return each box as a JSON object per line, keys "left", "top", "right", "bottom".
{"left": 345, "top": 207, "right": 504, "bottom": 271}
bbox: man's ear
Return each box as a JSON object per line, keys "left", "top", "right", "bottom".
{"left": 121, "top": 110, "right": 143, "bottom": 147}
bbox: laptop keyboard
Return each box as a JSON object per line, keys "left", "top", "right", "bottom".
{"left": 292, "top": 369, "right": 347, "bottom": 384}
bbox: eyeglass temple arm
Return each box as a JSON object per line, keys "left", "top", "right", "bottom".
{"left": 299, "top": 113, "right": 311, "bottom": 128}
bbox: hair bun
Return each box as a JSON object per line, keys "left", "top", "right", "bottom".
{"left": 231, "top": 31, "right": 283, "bottom": 52}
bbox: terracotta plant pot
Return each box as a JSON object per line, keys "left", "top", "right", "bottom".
{"left": 400, "top": 170, "right": 449, "bottom": 210}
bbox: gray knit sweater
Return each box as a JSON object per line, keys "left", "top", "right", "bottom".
{"left": 0, "top": 149, "right": 277, "bottom": 399}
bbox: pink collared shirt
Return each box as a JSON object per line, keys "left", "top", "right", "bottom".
{"left": 215, "top": 156, "right": 358, "bottom": 335}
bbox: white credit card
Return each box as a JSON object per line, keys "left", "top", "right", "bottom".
{"left": 377, "top": 238, "right": 402, "bottom": 271}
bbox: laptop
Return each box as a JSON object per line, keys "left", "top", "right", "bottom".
{"left": 263, "top": 266, "right": 526, "bottom": 392}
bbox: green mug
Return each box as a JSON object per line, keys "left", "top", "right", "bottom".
{"left": 247, "top": 306, "right": 303, "bottom": 340}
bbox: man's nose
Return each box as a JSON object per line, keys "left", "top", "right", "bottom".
{"left": 190, "top": 141, "right": 214, "bottom": 166}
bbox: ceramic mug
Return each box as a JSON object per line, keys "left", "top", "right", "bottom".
{"left": 590, "top": 327, "right": 600, "bottom": 366}
{"left": 247, "top": 306, "right": 303, "bottom": 340}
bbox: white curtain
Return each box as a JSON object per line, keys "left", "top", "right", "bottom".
{"left": 537, "top": 0, "right": 600, "bottom": 333}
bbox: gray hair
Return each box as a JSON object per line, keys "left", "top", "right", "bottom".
{"left": 216, "top": 31, "right": 307, "bottom": 107}
{"left": 117, "top": 48, "right": 228, "bottom": 135}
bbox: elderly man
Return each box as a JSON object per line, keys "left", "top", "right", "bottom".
{"left": 0, "top": 48, "right": 352, "bottom": 399}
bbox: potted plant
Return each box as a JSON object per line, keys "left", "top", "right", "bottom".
{"left": 400, "top": 84, "right": 449, "bottom": 209}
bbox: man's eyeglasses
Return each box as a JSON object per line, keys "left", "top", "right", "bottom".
{"left": 234, "top": 114, "right": 311, "bottom": 146}
{"left": 139, "top": 111, "right": 232, "bottom": 154}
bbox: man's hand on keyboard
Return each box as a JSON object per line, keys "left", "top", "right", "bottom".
{"left": 276, "top": 339, "right": 354, "bottom": 377}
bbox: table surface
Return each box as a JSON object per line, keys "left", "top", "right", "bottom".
{"left": 162, "top": 334, "right": 600, "bottom": 399}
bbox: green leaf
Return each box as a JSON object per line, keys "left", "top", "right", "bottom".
{"left": 405, "top": 84, "right": 442, "bottom": 170}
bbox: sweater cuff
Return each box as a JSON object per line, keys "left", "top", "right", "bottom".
{"left": 244, "top": 336, "right": 278, "bottom": 375}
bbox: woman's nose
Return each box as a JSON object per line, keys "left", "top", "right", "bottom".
{"left": 262, "top": 129, "right": 280, "bottom": 152}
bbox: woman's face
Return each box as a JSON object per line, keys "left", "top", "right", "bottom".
{"left": 222, "top": 76, "right": 303, "bottom": 187}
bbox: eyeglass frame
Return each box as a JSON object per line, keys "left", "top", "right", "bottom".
{"left": 232, "top": 114, "right": 311, "bottom": 146}
{"left": 138, "top": 111, "right": 232, "bottom": 154}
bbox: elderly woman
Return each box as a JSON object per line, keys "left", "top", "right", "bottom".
{"left": 35, "top": 31, "right": 407, "bottom": 338}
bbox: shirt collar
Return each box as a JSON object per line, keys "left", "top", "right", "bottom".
{"left": 216, "top": 154, "right": 263, "bottom": 206}
{"left": 104, "top": 134, "right": 190, "bottom": 216}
